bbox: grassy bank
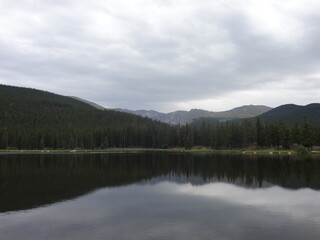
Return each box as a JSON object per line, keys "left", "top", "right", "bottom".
{"left": 1, "top": 148, "right": 320, "bottom": 155}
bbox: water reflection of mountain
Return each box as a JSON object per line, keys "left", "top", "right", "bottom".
{"left": 1, "top": 152, "right": 320, "bottom": 213}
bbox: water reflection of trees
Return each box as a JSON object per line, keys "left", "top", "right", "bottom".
{"left": 0, "top": 153, "right": 320, "bottom": 213}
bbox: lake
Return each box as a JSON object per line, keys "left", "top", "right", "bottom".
{"left": 1, "top": 152, "right": 320, "bottom": 240}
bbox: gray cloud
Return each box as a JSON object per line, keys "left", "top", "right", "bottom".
{"left": 1, "top": 0, "right": 320, "bottom": 112}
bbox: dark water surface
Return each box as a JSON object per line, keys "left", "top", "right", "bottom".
{"left": 1, "top": 152, "right": 320, "bottom": 240}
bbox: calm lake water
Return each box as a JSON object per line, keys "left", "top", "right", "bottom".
{"left": 1, "top": 152, "right": 320, "bottom": 240}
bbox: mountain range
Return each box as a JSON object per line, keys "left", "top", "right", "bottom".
{"left": 71, "top": 96, "right": 320, "bottom": 125}
{"left": 2, "top": 84, "right": 319, "bottom": 127}
{"left": 68, "top": 98, "right": 271, "bottom": 125}
{"left": 116, "top": 105, "right": 272, "bottom": 124}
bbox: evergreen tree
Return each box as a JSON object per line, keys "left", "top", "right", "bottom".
{"left": 302, "top": 118, "right": 314, "bottom": 149}
{"left": 256, "top": 118, "right": 265, "bottom": 148}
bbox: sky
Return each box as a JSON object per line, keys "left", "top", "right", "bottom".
{"left": 0, "top": 0, "right": 320, "bottom": 113}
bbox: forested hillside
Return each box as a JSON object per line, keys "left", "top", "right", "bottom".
{"left": 1, "top": 85, "right": 319, "bottom": 150}
{"left": 258, "top": 104, "right": 320, "bottom": 125}
{"left": 0, "top": 85, "right": 176, "bottom": 149}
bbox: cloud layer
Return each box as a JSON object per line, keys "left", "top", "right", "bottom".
{"left": 1, "top": 0, "right": 320, "bottom": 112}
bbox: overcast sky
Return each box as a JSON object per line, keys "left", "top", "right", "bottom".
{"left": 0, "top": 0, "right": 320, "bottom": 112}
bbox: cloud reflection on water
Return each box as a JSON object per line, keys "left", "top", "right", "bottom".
{"left": 1, "top": 181, "right": 320, "bottom": 240}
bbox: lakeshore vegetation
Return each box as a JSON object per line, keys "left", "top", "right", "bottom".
{"left": 1, "top": 84, "right": 320, "bottom": 151}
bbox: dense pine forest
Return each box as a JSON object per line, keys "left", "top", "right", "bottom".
{"left": 0, "top": 85, "right": 175, "bottom": 149}
{"left": 187, "top": 118, "right": 320, "bottom": 150}
{"left": 1, "top": 84, "right": 319, "bottom": 150}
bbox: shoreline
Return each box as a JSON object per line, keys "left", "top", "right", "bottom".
{"left": 0, "top": 148, "right": 320, "bottom": 155}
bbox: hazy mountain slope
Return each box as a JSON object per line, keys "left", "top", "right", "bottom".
{"left": 258, "top": 103, "right": 320, "bottom": 124}
{"left": 116, "top": 108, "right": 211, "bottom": 124}
{"left": 69, "top": 96, "right": 105, "bottom": 110}
{"left": 210, "top": 105, "right": 272, "bottom": 119}
{"left": 117, "top": 105, "right": 272, "bottom": 124}
{"left": 116, "top": 109, "right": 166, "bottom": 119}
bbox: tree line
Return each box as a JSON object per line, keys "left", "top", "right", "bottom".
{"left": 1, "top": 111, "right": 319, "bottom": 150}
{"left": 184, "top": 118, "right": 320, "bottom": 150}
